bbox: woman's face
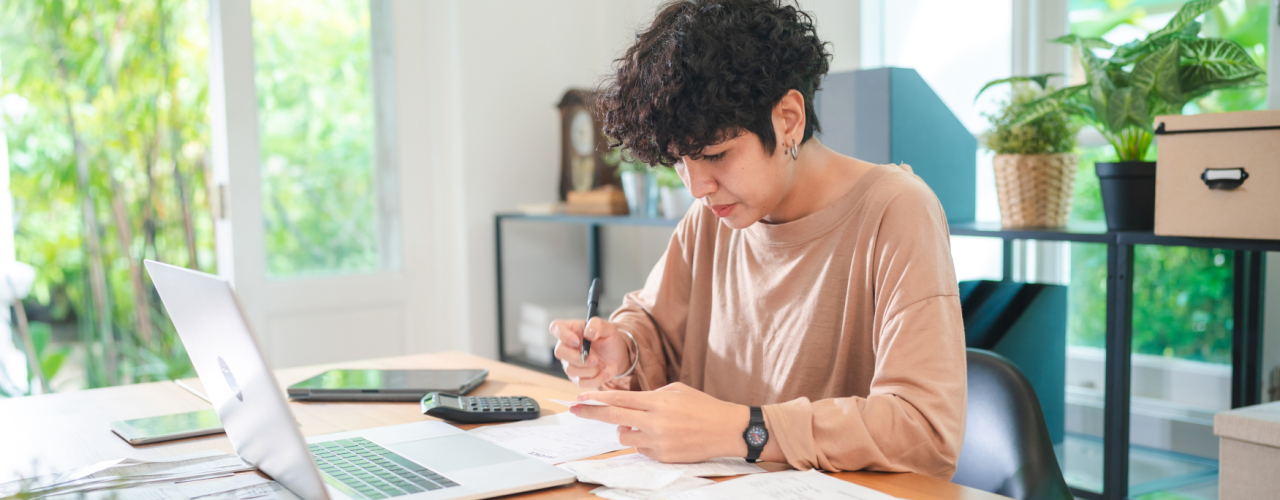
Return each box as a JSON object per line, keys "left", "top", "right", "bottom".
{"left": 674, "top": 131, "right": 794, "bottom": 230}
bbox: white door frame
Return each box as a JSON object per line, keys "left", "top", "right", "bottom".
{"left": 207, "top": 0, "right": 437, "bottom": 368}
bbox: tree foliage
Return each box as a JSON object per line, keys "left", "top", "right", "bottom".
{"left": 0, "top": 0, "right": 212, "bottom": 391}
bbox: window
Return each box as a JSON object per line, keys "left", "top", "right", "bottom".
{"left": 253, "top": 0, "right": 398, "bottom": 278}
{"left": 1065, "top": 1, "right": 1269, "bottom": 497}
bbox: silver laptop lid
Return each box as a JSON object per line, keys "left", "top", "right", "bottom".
{"left": 145, "top": 260, "right": 328, "bottom": 500}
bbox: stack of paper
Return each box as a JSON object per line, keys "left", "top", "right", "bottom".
{"left": 561, "top": 453, "right": 766, "bottom": 500}
{"left": 0, "top": 450, "right": 255, "bottom": 499}
{"left": 467, "top": 412, "right": 627, "bottom": 463}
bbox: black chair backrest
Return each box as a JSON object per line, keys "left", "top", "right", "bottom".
{"left": 953, "top": 349, "right": 1072, "bottom": 500}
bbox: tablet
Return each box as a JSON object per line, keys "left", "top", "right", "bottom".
{"left": 286, "top": 369, "right": 488, "bottom": 402}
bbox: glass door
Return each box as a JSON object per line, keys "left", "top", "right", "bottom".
{"left": 208, "top": 0, "right": 418, "bottom": 368}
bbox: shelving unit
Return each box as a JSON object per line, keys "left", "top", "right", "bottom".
{"left": 495, "top": 213, "right": 1277, "bottom": 500}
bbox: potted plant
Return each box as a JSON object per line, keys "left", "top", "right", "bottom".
{"left": 605, "top": 147, "right": 655, "bottom": 217}
{"left": 982, "top": 84, "right": 1080, "bottom": 228}
{"left": 655, "top": 168, "right": 694, "bottom": 219}
{"left": 977, "top": 0, "right": 1266, "bottom": 230}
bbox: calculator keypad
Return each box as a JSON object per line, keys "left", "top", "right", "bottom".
{"left": 461, "top": 396, "right": 538, "bottom": 413}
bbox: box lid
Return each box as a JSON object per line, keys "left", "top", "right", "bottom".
{"left": 1155, "top": 109, "right": 1280, "bottom": 134}
{"left": 1215, "top": 401, "right": 1280, "bottom": 447}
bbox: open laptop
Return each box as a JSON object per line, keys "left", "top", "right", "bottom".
{"left": 144, "top": 260, "right": 576, "bottom": 500}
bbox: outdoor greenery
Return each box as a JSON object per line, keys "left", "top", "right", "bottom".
{"left": 0, "top": 0, "right": 380, "bottom": 396}
{"left": 984, "top": 0, "right": 1266, "bottom": 162}
{"left": 0, "top": 0, "right": 212, "bottom": 393}
{"left": 255, "top": 0, "right": 382, "bottom": 277}
{"left": 1063, "top": 0, "right": 1266, "bottom": 364}
{"left": 982, "top": 83, "right": 1080, "bottom": 155}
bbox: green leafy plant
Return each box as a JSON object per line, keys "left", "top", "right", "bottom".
{"left": 977, "top": 0, "right": 1266, "bottom": 162}
{"left": 605, "top": 147, "right": 648, "bottom": 175}
{"left": 983, "top": 84, "right": 1080, "bottom": 155}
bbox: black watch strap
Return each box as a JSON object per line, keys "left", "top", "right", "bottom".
{"left": 743, "top": 406, "right": 766, "bottom": 463}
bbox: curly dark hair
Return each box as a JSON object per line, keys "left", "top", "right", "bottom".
{"left": 598, "top": 0, "right": 831, "bottom": 167}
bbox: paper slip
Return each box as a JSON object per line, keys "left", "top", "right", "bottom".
{"left": 467, "top": 412, "right": 626, "bottom": 464}
{"left": 43, "top": 474, "right": 268, "bottom": 500}
{"left": 590, "top": 475, "right": 716, "bottom": 500}
{"left": 564, "top": 453, "right": 765, "bottom": 490}
{"left": 2, "top": 450, "right": 255, "bottom": 499}
{"left": 549, "top": 398, "right": 610, "bottom": 407}
{"left": 193, "top": 480, "right": 301, "bottom": 500}
{"left": 660, "top": 470, "right": 904, "bottom": 500}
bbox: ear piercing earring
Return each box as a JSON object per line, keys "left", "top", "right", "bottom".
{"left": 787, "top": 139, "right": 799, "bottom": 160}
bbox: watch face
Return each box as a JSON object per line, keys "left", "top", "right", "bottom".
{"left": 746, "top": 425, "right": 768, "bottom": 447}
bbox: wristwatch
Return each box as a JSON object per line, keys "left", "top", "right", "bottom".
{"left": 742, "top": 406, "right": 768, "bottom": 463}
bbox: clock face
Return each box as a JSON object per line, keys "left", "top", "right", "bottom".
{"left": 570, "top": 109, "right": 595, "bottom": 156}
{"left": 746, "top": 425, "right": 768, "bottom": 447}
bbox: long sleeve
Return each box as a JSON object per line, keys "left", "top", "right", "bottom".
{"left": 761, "top": 170, "right": 967, "bottom": 480}
{"left": 599, "top": 163, "right": 967, "bottom": 480}
{"left": 604, "top": 206, "right": 701, "bottom": 392}
{"left": 761, "top": 296, "right": 967, "bottom": 479}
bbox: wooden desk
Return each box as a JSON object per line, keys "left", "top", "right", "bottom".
{"left": 0, "top": 351, "right": 1005, "bottom": 500}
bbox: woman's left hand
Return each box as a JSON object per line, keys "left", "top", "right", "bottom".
{"left": 572, "top": 382, "right": 750, "bottom": 463}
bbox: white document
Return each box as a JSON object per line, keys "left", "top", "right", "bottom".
{"left": 467, "top": 411, "right": 626, "bottom": 464}
{"left": 192, "top": 480, "right": 301, "bottom": 500}
{"left": 590, "top": 475, "right": 716, "bottom": 500}
{"left": 548, "top": 398, "right": 610, "bottom": 407}
{"left": 565, "top": 453, "right": 765, "bottom": 488}
{"left": 43, "top": 472, "right": 268, "bottom": 500}
{"left": 659, "top": 470, "right": 904, "bottom": 500}
{"left": 2, "top": 450, "right": 255, "bottom": 499}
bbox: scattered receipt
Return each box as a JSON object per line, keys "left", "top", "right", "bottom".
{"left": 1, "top": 450, "right": 255, "bottom": 499}
{"left": 661, "top": 470, "right": 904, "bottom": 500}
{"left": 565, "top": 453, "right": 765, "bottom": 489}
{"left": 467, "top": 412, "right": 626, "bottom": 464}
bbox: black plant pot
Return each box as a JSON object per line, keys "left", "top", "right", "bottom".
{"left": 1096, "top": 161, "right": 1156, "bottom": 231}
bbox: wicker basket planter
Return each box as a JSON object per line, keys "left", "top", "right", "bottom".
{"left": 993, "top": 153, "right": 1079, "bottom": 228}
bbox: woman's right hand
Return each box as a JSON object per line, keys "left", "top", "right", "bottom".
{"left": 550, "top": 318, "right": 631, "bottom": 389}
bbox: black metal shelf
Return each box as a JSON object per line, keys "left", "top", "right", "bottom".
{"left": 495, "top": 212, "right": 1271, "bottom": 500}
{"left": 950, "top": 219, "right": 1280, "bottom": 252}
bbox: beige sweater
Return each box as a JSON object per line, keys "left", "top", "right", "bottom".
{"left": 605, "top": 163, "right": 967, "bottom": 480}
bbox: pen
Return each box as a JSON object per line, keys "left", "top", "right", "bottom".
{"left": 581, "top": 278, "right": 601, "bottom": 363}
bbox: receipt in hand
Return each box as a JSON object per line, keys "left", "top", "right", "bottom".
{"left": 549, "top": 399, "right": 610, "bottom": 407}
{"left": 467, "top": 412, "right": 626, "bottom": 464}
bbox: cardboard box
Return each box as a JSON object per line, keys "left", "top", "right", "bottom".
{"left": 1153, "top": 110, "right": 1280, "bottom": 240}
{"left": 1214, "top": 401, "right": 1280, "bottom": 499}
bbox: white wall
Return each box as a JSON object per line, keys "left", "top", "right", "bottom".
{"left": 408, "top": 0, "right": 864, "bottom": 358}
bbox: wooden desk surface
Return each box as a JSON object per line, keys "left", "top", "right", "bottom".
{"left": 0, "top": 351, "right": 1005, "bottom": 500}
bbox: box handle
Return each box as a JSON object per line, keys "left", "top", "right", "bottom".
{"left": 1201, "top": 167, "right": 1248, "bottom": 190}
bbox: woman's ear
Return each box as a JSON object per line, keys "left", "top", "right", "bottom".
{"left": 772, "top": 89, "right": 806, "bottom": 149}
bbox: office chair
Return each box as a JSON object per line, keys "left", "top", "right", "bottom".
{"left": 952, "top": 349, "right": 1073, "bottom": 500}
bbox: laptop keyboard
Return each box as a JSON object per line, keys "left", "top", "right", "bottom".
{"left": 310, "top": 437, "right": 459, "bottom": 498}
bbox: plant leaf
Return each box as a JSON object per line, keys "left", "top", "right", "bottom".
{"left": 1008, "top": 84, "right": 1090, "bottom": 126}
{"left": 974, "top": 74, "right": 1062, "bottom": 101}
{"left": 1106, "top": 87, "right": 1151, "bottom": 131}
{"left": 1150, "top": 0, "right": 1224, "bottom": 39}
{"left": 1179, "top": 38, "right": 1265, "bottom": 95}
{"left": 1131, "top": 40, "right": 1183, "bottom": 103}
{"left": 1052, "top": 34, "right": 1113, "bottom": 50}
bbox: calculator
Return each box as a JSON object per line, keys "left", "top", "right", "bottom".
{"left": 420, "top": 392, "right": 542, "bottom": 423}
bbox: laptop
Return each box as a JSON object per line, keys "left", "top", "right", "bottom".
{"left": 144, "top": 260, "right": 576, "bottom": 500}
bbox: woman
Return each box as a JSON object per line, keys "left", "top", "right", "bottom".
{"left": 550, "top": 0, "right": 966, "bottom": 479}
